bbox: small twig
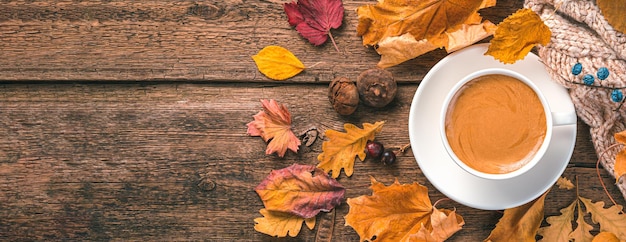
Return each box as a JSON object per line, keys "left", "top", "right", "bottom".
{"left": 307, "top": 61, "right": 324, "bottom": 69}
{"left": 398, "top": 143, "right": 411, "bottom": 153}
{"left": 595, "top": 143, "right": 622, "bottom": 206}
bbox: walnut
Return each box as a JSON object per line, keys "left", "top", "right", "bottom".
{"left": 328, "top": 77, "right": 359, "bottom": 115}
{"left": 357, "top": 68, "right": 397, "bottom": 108}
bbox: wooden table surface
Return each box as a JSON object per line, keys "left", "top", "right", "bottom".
{"left": 1, "top": 0, "right": 624, "bottom": 241}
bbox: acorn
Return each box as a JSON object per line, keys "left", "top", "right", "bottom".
{"left": 328, "top": 77, "right": 359, "bottom": 115}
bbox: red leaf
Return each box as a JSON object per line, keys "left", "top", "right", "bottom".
{"left": 284, "top": 0, "right": 344, "bottom": 46}
{"left": 247, "top": 99, "right": 301, "bottom": 157}
{"left": 255, "top": 164, "right": 345, "bottom": 219}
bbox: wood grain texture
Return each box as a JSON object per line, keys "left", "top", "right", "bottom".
{"left": 0, "top": 0, "right": 522, "bottom": 82}
{"left": 0, "top": 83, "right": 623, "bottom": 241}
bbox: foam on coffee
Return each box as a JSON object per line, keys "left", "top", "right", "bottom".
{"left": 444, "top": 74, "right": 547, "bottom": 174}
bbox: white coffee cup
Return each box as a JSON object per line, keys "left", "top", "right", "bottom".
{"left": 440, "top": 68, "right": 577, "bottom": 180}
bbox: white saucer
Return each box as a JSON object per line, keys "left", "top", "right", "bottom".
{"left": 408, "top": 44, "right": 577, "bottom": 210}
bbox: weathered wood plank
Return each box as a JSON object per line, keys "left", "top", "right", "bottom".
{"left": 0, "top": 0, "right": 524, "bottom": 82}
{"left": 0, "top": 83, "right": 623, "bottom": 240}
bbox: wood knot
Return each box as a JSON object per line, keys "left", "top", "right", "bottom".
{"left": 197, "top": 175, "right": 216, "bottom": 191}
{"left": 187, "top": 3, "right": 223, "bottom": 20}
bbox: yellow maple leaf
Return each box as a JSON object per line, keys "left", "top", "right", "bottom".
{"left": 579, "top": 197, "right": 626, "bottom": 240}
{"left": 252, "top": 46, "right": 305, "bottom": 81}
{"left": 614, "top": 130, "right": 626, "bottom": 182}
{"left": 317, "top": 121, "right": 384, "bottom": 178}
{"left": 345, "top": 177, "right": 464, "bottom": 242}
{"left": 597, "top": 0, "right": 626, "bottom": 34}
{"left": 254, "top": 208, "right": 316, "bottom": 237}
{"left": 485, "top": 191, "right": 548, "bottom": 242}
{"left": 485, "top": 8, "right": 551, "bottom": 64}
{"left": 356, "top": 0, "right": 486, "bottom": 47}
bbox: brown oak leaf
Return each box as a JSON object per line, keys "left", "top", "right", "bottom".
{"left": 537, "top": 200, "right": 575, "bottom": 242}
{"left": 255, "top": 164, "right": 345, "bottom": 219}
{"left": 317, "top": 121, "right": 384, "bottom": 178}
{"left": 580, "top": 197, "right": 626, "bottom": 240}
{"left": 485, "top": 191, "right": 548, "bottom": 242}
{"left": 254, "top": 208, "right": 316, "bottom": 237}
{"left": 247, "top": 99, "right": 301, "bottom": 157}
{"left": 556, "top": 176, "right": 575, "bottom": 190}
{"left": 345, "top": 177, "right": 464, "bottom": 241}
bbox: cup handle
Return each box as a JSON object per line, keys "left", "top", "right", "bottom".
{"left": 552, "top": 111, "right": 577, "bottom": 126}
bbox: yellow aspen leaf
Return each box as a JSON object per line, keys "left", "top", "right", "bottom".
{"left": 247, "top": 99, "right": 301, "bottom": 157}
{"left": 254, "top": 209, "right": 316, "bottom": 237}
{"left": 537, "top": 200, "right": 575, "bottom": 242}
{"left": 252, "top": 46, "right": 305, "bottom": 81}
{"left": 485, "top": 191, "right": 548, "bottom": 242}
{"left": 579, "top": 197, "right": 626, "bottom": 240}
{"left": 592, "top": 232, "right": 621, "bottom": 242}
{"left": 614, "top": 131, "right": 626, "bottom": 182}
{"left": 597, "top": 0, "right": 626, "bottom": 34}
{"left": 485, "top": 8, "right": 551, "bottom": 64}
{"left": 345, "top": 177, "right": 464, "bottom": 242}
{"left": 556, "top": 176, "right": 575, "bottom": 190}
{"left": 317, "top": 121, "right": 384, "bottom": 178}
{"left": 570, "top": 200, "right": 594, "bottom": 242}
{"left": 255, "top": 164, "right": 345, "bottom": 219}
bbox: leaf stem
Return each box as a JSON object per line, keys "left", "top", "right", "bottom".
{"left": 328, "top": 31, "right": 340, "bottom": 53}
{"left": 595, "top": 143, "right": 623, "bottom": 206}
{"left": 399, "top": 143, "right": 412, "bottom": 153}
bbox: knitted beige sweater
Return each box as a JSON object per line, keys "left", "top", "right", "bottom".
{"left": 524, "top": 0, "right": 626, "bottom": 200}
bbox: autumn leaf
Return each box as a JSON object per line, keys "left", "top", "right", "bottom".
{"left": 247, "top": 99, "right": 301, "bottom": 157}
{"left": 597, "top": 0, "right": 626, "bottom": 34}
{"left": 345, "top": 177, "right": 464, "bottom": 242}
{"left": 614, "top": 130, "right": 626, "bottom": 182}
{"left": 556, "top": 176, "right": 575, "bottom": 190}
{"left": 252, "top": 46, "right": 305, "bottom": 81}
{"left": 485, "top": 191, "right": 548, "bottom": 242}
{"left": 255, "top": 164, "right": 345, "bottom": 219}
{"left": 570, "top": 200, "right": 594, "bottom": 242}
{"left": 358, "top": 0, "right": 496, "bottom": 68}
{"left": 579, "top": 197, "right": 626, "bottom": 240}
{"left": 284, "top": 0, "right": 343, "bottom": 51}
{"left": 485, "top": 8, "right": 551, "bottom": 64}
{"left": 537, "top": 200, "right": 575, "bottom": 242}
{"left": 254, "top": 208, "right": 316, "bottom": 237}
{"left": 356, "top": 0, "right": 486, "bottom": 46}
{"left": 592, "top": 232, "right": 621, "bottom": 242}
{"left": 317, "top": 121, "right": 384, "bottom": 178}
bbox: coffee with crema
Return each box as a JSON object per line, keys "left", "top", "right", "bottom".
{"left": 445, "top": 74, "right": 547, "bottom": 174}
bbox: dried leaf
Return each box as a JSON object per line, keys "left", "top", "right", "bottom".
{"left": 247, "top": 99, "right": 301, "bottom": 157}
{"left": 556, "top": 176, "right": 575, "bottom": 190}
{"left": 592, "top": 232, "right": 621, "bottom": 242}
{"left": 597, "top": 0, "right": 626, "bottom": 34}
{"left": 345, "top": 177, "right": 464, "bottom": 242}
{"left": 614, "top": 131, "right": 626, "bottom": 182}
{"left": 356, "top": 0, "right": 486, "bottom": 46}
{"left": 579, "top": 197, "right": 626, "bottom": 240}
{"left": 409, "top": 209, "right": 465, "bottom": 242}
{"left": 485, "top": 8, "right": 551, "bottom": 64}
{"left": 284, "top": 0, "right": 344, "bottom": 47}
{"left": 537, "top": 200, "right": 575, "bottom": 242}
{"left": 254, "top": 208, "right": 316, "bottom": 237}
{"left": 252, "top": 46, "right": 305, "bottom": 81}
{"left": 485, "top": 191, "right": 549, "bottom": 242}
{"left": 317, "top": 121, "right": 384, "bottom": 178}
{"left": 570, "top": 200, "right": 594, "bottom": 242}
{"left": 255, "top": 164, "right": 345, "bottom": 219}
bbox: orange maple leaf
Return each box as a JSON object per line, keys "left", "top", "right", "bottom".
{"left": 317, "top": 121, "right": 384, "bottom": 178}
{"left": 255, "top": 164, "right": 345, "bottom": 219}
{"left": 247, "top": 99, "right": 301, "bottom": 157}
{"left": 485, "top": 8, "right": 551, "bottom": 64}
{"left": 345, "top": 177, "right": 464, "bottom": 241}
{"left": 614, "top": 130, "right": 626, "bottom": 182}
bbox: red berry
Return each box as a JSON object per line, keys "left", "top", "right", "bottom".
{"left": 365, "top": 141, "right": 384, "bottom": 159}
{"left": 381, "top": 150, "right": 396, "bottom": 165}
